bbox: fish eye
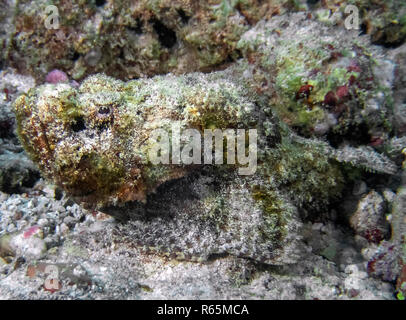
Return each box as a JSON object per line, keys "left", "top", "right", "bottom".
{"left": 98, "top": 106, "right": 110, "bottom": 114}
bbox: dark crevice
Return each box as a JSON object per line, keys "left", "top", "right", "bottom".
{"left": 226, "top": 49, "right": 243, "bottom": 63}
{"left": 95, "top": 0, "right": 107, "bottom": 7}
{"left": 372, "top": 25, "right": 406, "bottom": 48}
{"left": 0, "top": 168, "right": 40, "bottom": 194}
{"left": 326, "top": 122, "right": 372, "bottom": 148}
{"left": 118, "top": 49, "right": 125, "bottom": 60}
{"left": 306, "top": 0, "right": 320, "bottom": 7}
{"left": 360, "top": 22, "right": 368, "bottom": 35}
{"left": 177, "top": 8, "right": 191, "bottom": 24}
{"left": 54, "top": 188, "right": 64, "bottom": 200}
{"left": 206, "top": 252, "right": 230, "bottom": 262}
{"left": 151, "top": 18, "right": 177, "bottom": 49}
{"left": 0, "top": 119, "right": 14, "bottom": 139}
{"left": 373, "top": 35, "right": 406, "bottom": 49}
{"left": 70, "top": 51, "right": 81, "bottom": 61}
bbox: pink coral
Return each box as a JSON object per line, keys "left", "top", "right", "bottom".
{"left": 45, "top": 69, "right": 68, "bottom": 84}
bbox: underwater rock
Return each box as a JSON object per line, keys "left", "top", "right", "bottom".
{"left": 0, "top": 151, "right": 40, "bottom": 193}
{"left": 349, "top": 191, "right": 390, "bottom": 244}
{"left": 8, "top": 227, "right": 47, "bottom": 261}
{"left": 237, "top": 13, "right": 395, "bottom": 142}
{"left": 0, "top": 70, "right": 40, "bottom": 193}
{"left": 6, "top": 0, "right": 294, "bottom": 82}
{"left": 4, "top": 1, "right": 406, "bottom": 83}
{"left": 309, "top": 0, "right": 406, "bottom": 48}
{"left": 358, "top": 0, "right": 406, "bottom": 48}
{"left": 0, "top": 226, "right": 47, "bottom": 261}
{"left": 367, "top": 187, "right": 406, "bottom": 298}
{"left": 388, "top": 43, "right": 406, "bottom": 135}
{"left": 391, "top": 188, "right": 406, "bottom": 297}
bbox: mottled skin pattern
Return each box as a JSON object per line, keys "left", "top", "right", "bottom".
{"left": 14, "top": 66, "right": 400, "bottom": 264}
{"left": 14, "top": 72, "right": 266, "bottom": 207}
{"left": 14, "top": 71, "right": 347, "bottom": 264}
